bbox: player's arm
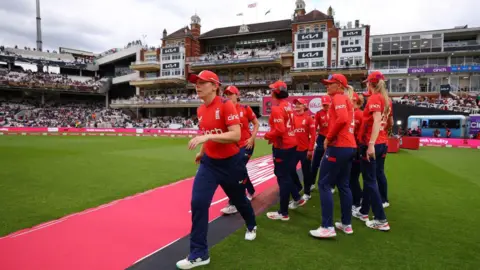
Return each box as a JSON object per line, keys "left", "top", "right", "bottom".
{"left": 247, "top": 107, "right": 260, "bottom": 140}
{"left": 308, "top": 117, "right": 316, "bottom": 151}
{"left": 264, "top": 107, "right": 286, "bottom": 140}
{"left": 368, "top": 97, "right": 383, "bottom": 144}
{"left": 326, "top": 97, "right": 348, "bottom": 141}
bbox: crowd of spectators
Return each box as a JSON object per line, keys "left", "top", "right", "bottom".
{"left": 190, "top": 44, "right": 292, "bottom": 64}
{"left": 395, "top": 93, "right": 480, "bottom": 114}
{"left": 0, "top": 68, "right": 106, "bottom": 93}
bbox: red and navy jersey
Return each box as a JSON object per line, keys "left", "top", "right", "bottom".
{"left": 293, "top": 113, "right": 316, "bottom": 152}
{"left": 359, "top": 94, "right": 392, "bottom": 145}
{"left": 354, "top": 108, "right": 363, "bottom": 139}
{"left": 314, "top": 109, "right": 329, "bottom": 136}
{"left": 326, "top": 93, "right": 357, "bottom": 148}
{"left": 265, "top": 100, "right": 297, "bottom": 149}
{"left": 236, "top": 103, "right": 256, "bottom": 148}
{"left": 197, "top": 96, "right": 241, "bottom": 159}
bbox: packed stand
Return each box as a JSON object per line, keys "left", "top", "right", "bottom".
{"left": 395, "top": 93, "right": 480, "bottom": 114}
{"left": 0, "top": 68, "right": 106, "bottom": 93}
{"left": 0, "top": 44, "right": 92, "bottom": 65}
{"left": 95, "top": 40, "right": 145, "bottom": 60}
{"left": 192, "top": 44, "right": 292, "bottom": 64}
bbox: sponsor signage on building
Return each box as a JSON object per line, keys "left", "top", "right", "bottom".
{"left": 368, "top": 69, "right": 408, "bottom": 74}
{"left": 408, "top": 66, "right": 451, "bottom": 74}
{"left": 451, "top": 65, "right": 480, "bottom": 72}
{"left": 341, "top": 46, "right": 362, "bottom": 53}
{"left": 342, "top": 30, "right": 362, "bottom": 37}
{"left": 297, "top": 50, "right": 323, "bottom": 59}
{"left": 297, "top": 32, "right": 323, "bottom": 41}
{"left": 162, "top": 62, "right": 180, "bottom": 69}
{"left": 161, "top": 47, "right": 179, "bottom": 54}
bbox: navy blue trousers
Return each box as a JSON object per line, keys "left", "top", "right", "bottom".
{"left": 358, "top": 144, "right": 387, "bottom": 221}
{"left": 318, "top": 146, "right": 355, "bottom": 227}
{"left": 272, "top": 146, "right": 300, "bottom": 216}
{"left": 189, "top": 152, "right": 257, "bottom": 260}
{"left": 311, "top": 135, "right": 326, "bottom": 185}
{"left": 228, "top": 146, "right": 255, "bottom": 205}
{"left": 350, "top": 147, "right": 363, "bottom": 207}
{"left": 291, "top": 150, "right": 313, "bottom": 196}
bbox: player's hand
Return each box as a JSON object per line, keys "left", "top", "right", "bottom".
{"left": 307, "top": 151, "right": 313, "bottom": 160}
{"left": 195, "top": 152, "right": 203, "bottom": 165}
{"left": 323, "top": 139, "right": 329, "bottom": 150}
{"left": 246, "top": 137, "right": 255, "bottom": 149}
{"left": 188, "top": 135, "right": 209, "bottom": 150}
{"left": 366, "top": 144, "right": 375, "bottom": 162}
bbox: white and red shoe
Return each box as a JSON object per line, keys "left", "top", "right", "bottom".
{"left": 352, "top": 208, "right": 369, "bottom": 222}
{"left": 220, "top": 205, "right": 238, "bottom": 215}
{"left": 266, "top": 212, "right": 290, "bottom": 221}
{"left": 366, "top": 219, "right": 390, "bottom": 231}
{"left": 309, "top": 226, "right": 336, "bottom": 238}
{"left": 176, "top": 257, "right": 210, "bottom": 269}
{"left": 288, "top": 198, "right": 307, "bottom": 209}
{"left": 335, "top": 222, "right": 353, "bottom": 235}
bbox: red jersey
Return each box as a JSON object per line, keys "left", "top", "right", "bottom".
{"left": 265, "top": 100, "right": 297, "bottom": 149}
{"left": 314, "top": 109, "right": 329, "bottom": 137}
{"left": 197, "top": 96, "right": 241, "bottom": 159}
{"left": 354, "top": 108, "right": 363, "bottom": 140}
{"left": 326, "top": 93, "right": 357, "bottom": 148}
{"left": 236, "top": 103, "right": 256, "bottom": 148}
{"left": 359, "top": 93, "right": 392, "bottom": 145}
{"left": 293, "top": 113, "right": 316, "bottom": 152}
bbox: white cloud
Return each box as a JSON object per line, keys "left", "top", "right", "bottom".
{"left": 0, "top": 0, "right": 479, "bottom": 53}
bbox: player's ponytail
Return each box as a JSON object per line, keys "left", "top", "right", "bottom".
{"left": 373, "top": 80, "right": 390, "bottom": 115}
{"left": 345, "top": 85, "right": 354, "bottom": 102}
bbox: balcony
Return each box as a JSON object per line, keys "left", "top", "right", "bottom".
{"left": 129, "top": 75, "right": 185, "bottom": 87}
{"left": 443, "top": 40, "right": 480, "bottom": 52}
{"left": 129, "top": 61, "right": 160, "bottom": 71}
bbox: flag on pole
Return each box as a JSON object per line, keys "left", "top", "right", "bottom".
{"left": 237, "top": 13, "right": 243, "bottom": 16}
{"left": 265, "top": 9, "right": 271, "bottom": 15}
{"left": 248, "top": 2, "right": 257, "bottom": 8}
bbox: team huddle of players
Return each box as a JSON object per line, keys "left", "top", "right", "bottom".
{"left": 176, "top": 70, "right": 393, "bottom": 269}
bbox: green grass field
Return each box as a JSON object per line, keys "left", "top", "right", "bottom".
{"left": 0, "top": 136, "right": 272, "bottom": 236}
{"left": 208, "top": 147, "right": 480, "bottom": 270}
{"left": 1, "top": 136, "right": 479, "bottom": 269}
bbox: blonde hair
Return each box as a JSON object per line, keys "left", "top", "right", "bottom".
{"left": 371, "top": 80, "right": 390, "bottom": 115}
{"left": 345, "top": 85, "right": 354, "bottom": 102}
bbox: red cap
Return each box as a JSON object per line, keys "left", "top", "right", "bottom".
{"left": 322, "top": 74, "right": 348, "bottom": 88}
{"left": 269, "top": 80, "right": 288, "bottom": 94}
{"left": 352, "top": 91, "right": 360, "bottom": 101}
{"left": 363, "top": 71, "right": 386, "bottom": 84}
{"left": 224, "top": 85, "right": 239, "bottom": 95}
{"left": 321, "top": 95, "right": 332, "bottom": 105}
{"left": 293, "top": 98, "right": 308, "bottom": 107}
{"left": 188, "top": 70, "right": 221, "bottom": 85}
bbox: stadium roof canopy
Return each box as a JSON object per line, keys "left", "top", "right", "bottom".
{"left": 199, "top": 19, "right": 292, "bottom": 40}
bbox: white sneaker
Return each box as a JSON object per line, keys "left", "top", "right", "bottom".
{"left": 302, "top": 194, "right": 312, "bottom": 201}
{"left": 366, "top": 219, "right": 390, "bottom": 231}
{"left": 383, "top": 202, "right": 390, "bottom": 208}
{"left": 335, "top": 222, "right": 353, "bottom": 235}
{"left": 310, "top": 185, "right": 316, "bottom": 192}
{"left": 309, "top": 226, "right": 336, "bottom": 238}
{"left": 176, "top": 257, "right": 210, "bottom": 269}
{"left": 266, "top": 211, "right": 289, "bottom": 221}
{"left": 220, "top": 205, "right": 238, "bottom": 215}
{"left": 288, "top": 198, "right": 307, "bottom": 209}
{"left": 352, "top": 205, "right": 360, "bottom": 212}
{"left": 245, "top": 226, "right": 257, "bottom": 241}
{"left": 352, "top": 209, "right": 369, "bottom": 222}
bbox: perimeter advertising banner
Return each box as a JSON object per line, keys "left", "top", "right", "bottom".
{"left": 468, "top": 115, "right": 480, "bottom": 136}
{"left": 261, "top": 95, "right": 327, "bottom": 116}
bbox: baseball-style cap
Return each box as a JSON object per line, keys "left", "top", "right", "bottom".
{"left": 188, "top": 70, "right": 221, "bottom": 85}
{"left": 321, "top": 74, "right": 348, "bottom": 88}
{"left": 224, "top": 85, "right": 239, "bottom": 95}
{"left": 352, "top": 91, "right": 360, "bottom": 101}
{"left": 269, "top": 80, "right": 288, "bottom": 94}
{"left": 293, "top": 98, "right": 308, "bottom": 107}
{"left": 362, "top": 71, "right": 386, "bottom": 96}
{"left": 321, "top": 95, "right": 332, "bottom": 105}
